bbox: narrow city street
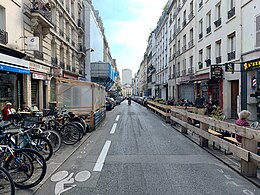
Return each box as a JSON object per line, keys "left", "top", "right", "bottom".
{"left": 31, "top": 101, "right": 259, "bottom": 195}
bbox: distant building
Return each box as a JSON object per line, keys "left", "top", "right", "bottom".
{"left": 122, "top": 69, "right": 132, "bottom": 85}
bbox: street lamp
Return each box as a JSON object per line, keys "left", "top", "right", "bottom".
{"left": 84, "top": 48, "right": 94, "bottom": 81}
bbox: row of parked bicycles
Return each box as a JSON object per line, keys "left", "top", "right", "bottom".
{"left": 0, "top": 107, "right": 90, "bottom": 194}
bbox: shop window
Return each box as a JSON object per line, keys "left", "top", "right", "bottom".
{"left": 0, "top": 73, "right": 16, "bottom": 109}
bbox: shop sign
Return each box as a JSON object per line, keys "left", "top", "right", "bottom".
{"left": 225, "top": 63, "right": 234, "bottom": 73}
{"left": 32, "top": 73, "right": 45, "bottom": 80}
{"left": 27, "top": 37, "right": 39, "bottom": 51}
{"left": 210, "top": 65, "right": 223, "bottom": 80}
{"left": 243, "top": 59, "right": 260, "bottom": 71}
{"left": 52, "top": 68, "right": 63, "bottom": 77}
{"left": 30, "top": 62, "right": 50, "bottom": 73}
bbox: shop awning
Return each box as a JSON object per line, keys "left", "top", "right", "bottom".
{"left": 0, "top": 63, "right": 30, "bottom": 74}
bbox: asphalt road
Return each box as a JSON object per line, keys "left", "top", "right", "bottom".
{"left": 34, "top": 100, "right": 259, "bottom": 195}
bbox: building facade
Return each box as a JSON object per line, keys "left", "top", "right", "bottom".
{"left": 122, "top": 69, "right": 132, "bottom": 86}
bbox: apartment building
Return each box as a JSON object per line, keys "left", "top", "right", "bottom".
{"left": 168, "top": 0, "right": 196, "bottom": 102}
{"left": 155, "top": 10, "right": 168, "bottom": 99}
{"left": 147, "top": 31, "right": 156, "bottom": 97}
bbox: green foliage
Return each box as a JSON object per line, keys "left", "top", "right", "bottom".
{"left": 210, "top": 106, "right": 225, "bottom": 121}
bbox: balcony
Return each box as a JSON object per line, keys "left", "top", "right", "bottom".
{"left": 0, "top": 29, "right": 8, "bottom": 45}
{"left": 60, "top": 61, "right": 65, "bottom": 69}
{"left": 66, "top": 64, "right": 71, "bottom": 71}
{"left": 216, "top": 56, "right": 222, "bottom": 64}
{"left": 51, "top": 57, "right": 58, "bottom": 66}
{"left": 176, "top": 71, "right": 180, "bottom": 78}
{"left": 59, "top": 29, "right": 64, "bottom": 37}
{"left": 198, "top": 62, "right": 203, "bottom": 69}
{"left": 199, "top": 33, "right": 203, "bottom": 39}
{"left": 182, "top": 45, "right": 187, "bottom": 53}
{"left": 25, "top": 0, "right": 54, "bottom": 35}
{"left": 176, "top": 27, "right": 181, "bottom": 34}
{"left": 77, "top": 19, "right": 85, "bottom": 33}
{"left": 182, "top": 20, "right": 187, "bottom": 28}
{"left": 228, "top": 7, "right": 235, "bottom": 19}
{"left": 176, "top": 50, "right": 180, "bottom": 56}
{"left": 34, "top": 51, "right": 43, "bottom": 60}
{"left": 188, "top": 39, "right": 194, "bottom": 48}
{"left": 214, "top": 18, "right": 221, "bottom": 28}
{"left": 188, "top": 11, "right": 194, "bottom": 21}
{"left": 188, "top": 67, "right": 194, "bottom": 75}
{"left": 59, "top": 0, "right": 64, "bottom": 5}
{"left": 228, "top": 51, "right": 236, "bottom": 61}
{"left": 206, "top": 26, "right": 211, "bottom": 34}
{"left": 72, "top": 66, "right": 76, "bottom": 72}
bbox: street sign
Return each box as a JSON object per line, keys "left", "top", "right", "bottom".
{"left": 27, "top": 37, "right": 39, "bottom": 51}
{"left": 210, "top": 65, "right": 223, "bottom": 80}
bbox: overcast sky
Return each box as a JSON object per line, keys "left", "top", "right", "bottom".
{"left": 92, "top": 0, "right": 168, "bottom": 77}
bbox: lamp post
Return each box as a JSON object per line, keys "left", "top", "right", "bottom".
{"left": 84, "top": 47, "right": 94, "bottom": 81}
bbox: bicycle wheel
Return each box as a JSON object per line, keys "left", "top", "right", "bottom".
{"left": 72, "top": 117, "right": 88, "bottom": 134}
{"left": 0, "top": 166, "right": 15, "bottom": 195}
{"left": 4, "top": 148, "right": 47, "bottom": 189}
{"left": 29, "top": 135, "right": 53, "bottom": 161}
{"left": 44, "top": 130, "right": 61, "bottom": 153}
{"left": 71, "top": 121, "right": 84, "bottom": 139}
{"left": 60, "top": 123, "right": 81, "bottom": 145}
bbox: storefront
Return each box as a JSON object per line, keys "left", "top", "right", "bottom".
{"left": 0, "top": 53, "right": 30, "bottom": 110}
{"left": 29, "top": 62, "right": 51, "bottom": 109}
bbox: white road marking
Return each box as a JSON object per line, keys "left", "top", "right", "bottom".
{"left": 93, "top": 140, "right": 111, "bottom": 172}
{"left": 115, "top": 115, "right": 120, "bottom": 121}
{"left": 110, "top": 123, "right": 117, "bottom": 134}
{"left": 74, "top": 171, "right": 91, "bottom": 182}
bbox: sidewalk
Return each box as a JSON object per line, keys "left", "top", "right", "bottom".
{"left": 15, "top": 132, "right": 92, "bottom": 195}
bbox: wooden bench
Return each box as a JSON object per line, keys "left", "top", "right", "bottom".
{"left": 208, "top": 129, "right": 223, "bottom": 150}
{"left": 223, "top": 136, "right": 240, "bottom": 145}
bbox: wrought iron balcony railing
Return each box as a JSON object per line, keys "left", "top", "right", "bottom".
{"left": 228, "top": 51, "right": 236, "bottom": 61}
{"left": 0, "top": 29, "right": 8, "bottom": 45}
{"left": 188, "top": 39, "right": 194, "bottom": 48}
{"left": 199, "top": 33, "right": 203, "bottom": 39}
{"left": 198, "top": 62, "right": 203, "bottom": 69}
{"left": 216, "top": 56, "right": 222, "bottom": 64}
{"left": 34, "top": 51, "right": 43, "bottom": 60}
{"left": 214, "top": 18, "right": 222, "bottom": 28}
{"left": 228, "top": 7, "right": 235, "bottom": 19}
{"left": 206, "top": 26, "right": 211, "bottom": 34}
{"left": 188, "top": 11, "right": 194, "bottom": 21}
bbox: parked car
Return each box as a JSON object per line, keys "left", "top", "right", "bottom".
{"left": 106, "top": 97, "right": 114, "bottom": 110}
{"left": 143, "top": 96, "right": 153, "bottom": 107}
{"left": 115, "top": 96, "right": 124, "bottom": 105}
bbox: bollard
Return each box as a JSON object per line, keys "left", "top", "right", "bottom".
{"left": 241, "top": 137, "right": 258, "bottom": 177}
{"left": 199, "top": 122, "right": 209, "bottom": 147}
{"left": 181, "top": 115, "right": 188, "bottom": 134}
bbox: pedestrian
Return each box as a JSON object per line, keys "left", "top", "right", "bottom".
{"left": 235, "top": 110, "right": 251, "bottom": 143}
{"left": 195, "top": 95, "right": 204, "bottom": 108}
{"left": 1, "top": 102, "right": 12, "bottom": 121}
{"left": 19, "top": 101, "right": 31, "bottom": 112}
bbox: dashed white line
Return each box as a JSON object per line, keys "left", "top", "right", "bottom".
{"left": 110, "top": 123, "right": 117, "bottom": 134}
{"left": 93, "top": 140, "right": 111, "bottom": 172}
{"left": 115, "top": 115, "right": 120, "bottom": 121}
{"left": 161, "top": 122, "right": 169, "bottom": 128}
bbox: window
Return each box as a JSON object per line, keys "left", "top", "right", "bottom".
{"left": 206, "top": 45, "right": 211, "bottom": 67}
{"left": 215, "top": 40, "right": 222, "bottom": 63}
{"left": 199, "top": 19, "right": 203, "bottom": 39}
{"left": 199, "top": 0, "right": 203, "bottom": 8}
{"left": 228, "top": 0, "right": 235, "bottom": 19}
{"left": 228, "top": 32, "right": 236, "bottom": 60}
{"left": 178, "top": 40, "right": 180, "bottom": 53}
{"left": 183, "top": 10, "right": 187, "bottom": 27}
{"left": 178, "top": 18, "right": 181, "bottom": 30}
{"left": 190, "top": 28, "right": 194, "bottom": 41}
{"left": 183, "top": 59, "right": 186, "bottom": 75}
{"left": 189, "top": 1, "right": 194, "bottom": 20}
{"left": 0, "top": 6, "right": 7, "bottom": 45}
{"left": 257, "top": 15, "right": 260, "bottom": 47}
{"left": 189, "top": 56, "right": 193, "bottom": 74}
{"left": 199, "top": 49, "right": 203, "bottom": 69}
{"left": 183, "top": 34, "right": 186, "bottom": 48}
{"left": 206, "top": 11, "right": 211, "bottom": 34}
{"left": 214, "top": 3, "right": 221, "bottom": 28}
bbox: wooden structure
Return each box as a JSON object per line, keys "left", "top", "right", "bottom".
{"left": 147, "top": 101, "right": 260, "bottom": 178}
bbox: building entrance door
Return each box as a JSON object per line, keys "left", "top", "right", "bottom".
{"left": 231, "top": 80, "right": 239, "bottom": 118}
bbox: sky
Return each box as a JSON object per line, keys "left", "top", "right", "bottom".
{"left": 92, "top": 0, "right": 168, "bottom": 77}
